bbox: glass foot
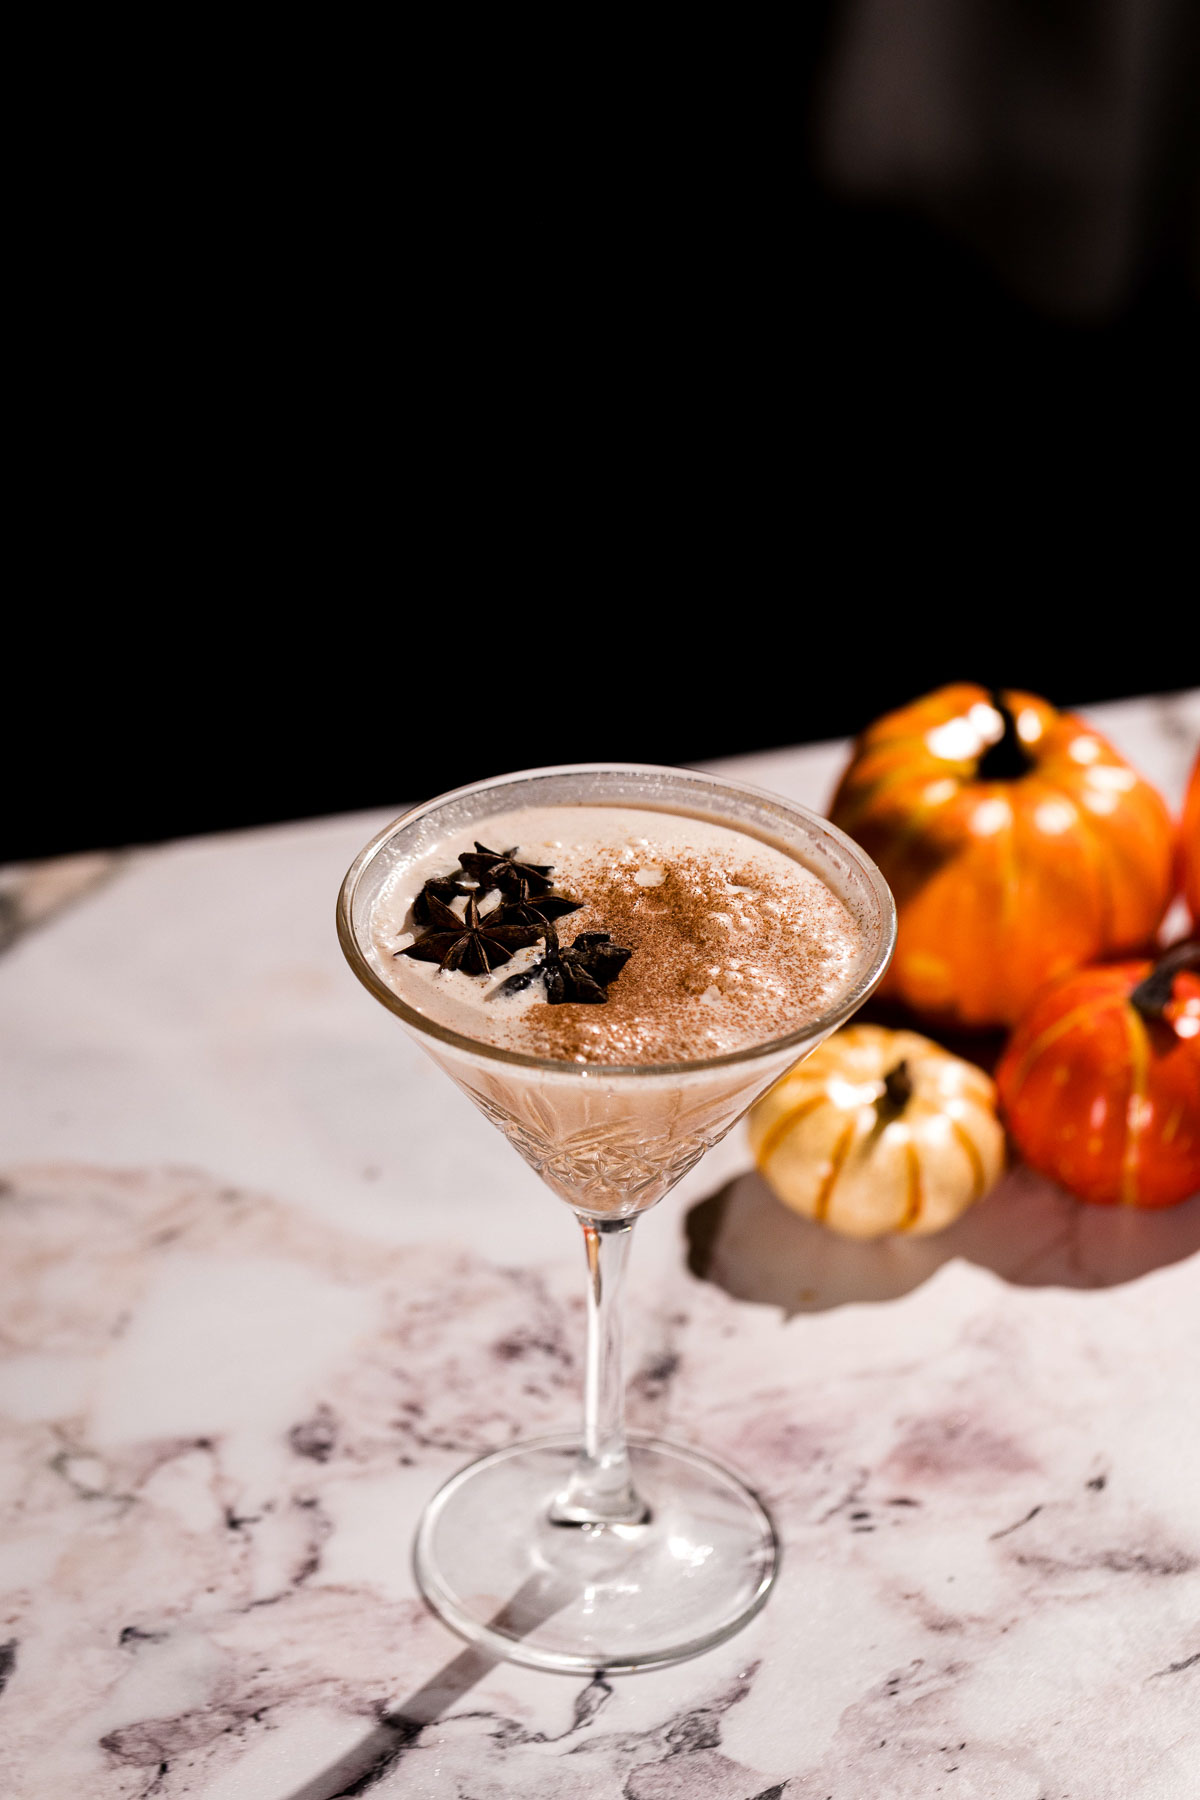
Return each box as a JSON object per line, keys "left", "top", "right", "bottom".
{"left": 413, "top": 1432, "right": 778, "bottom": 1673}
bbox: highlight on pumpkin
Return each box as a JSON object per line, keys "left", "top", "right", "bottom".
{"left": 1181, "top": 751, "right": 1200, "bottom": 926}
{"left": 828, "top": 684, "right": 1175, "bottom": 1030}
{"left": 748, "top": 1025, "right": 1005, "bottom": 1239}
{"left": 996, "top": 946, "right": 1200, "bottom": 1209}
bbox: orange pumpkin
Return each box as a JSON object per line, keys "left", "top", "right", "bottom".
{"left": 830, "top": 684, "right": 1174, "bottom": 1029}
{"left": 995, "top": 945, "right": 1200, "bottom": 1207}
{"left": 1182, "top": 752, "right": 1200, "bottom": 924}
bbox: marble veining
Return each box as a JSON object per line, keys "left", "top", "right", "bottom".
{"left": 1, "top": 1162, "right": 1197, "bottom": 1799}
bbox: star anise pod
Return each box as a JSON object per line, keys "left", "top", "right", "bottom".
{"left": 554, "top": 932, "right": 633, "bottom": 1002}
{"left": 457, "top": 842, "right": 555, "bottom": 897}
{"left": 499, "top": 925, "right": 632, "bottom": 1004}
{"left": 397, "top": 893, "right": 541, "bottom": 976}
{"left": 493, "top": 878, "right": 582, "bottom": 930}
{"left": 412, "top": 874, "right": 471, "bottom": 927}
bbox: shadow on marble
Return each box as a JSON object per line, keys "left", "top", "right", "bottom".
{"left": 286, "top": 1648, "right": 769, "bottom": 1800}
{"left": 0, "top": 851, "right": 121, "bottom": 952}
{"left": 283, "top": 1575, "right": 572, "bottom": 1800}
{"left": 684, "top": 1166, "right": 1200, "bottom": 1316}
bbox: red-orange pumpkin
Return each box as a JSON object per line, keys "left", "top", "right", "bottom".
{"left": 830, "top": 684, "right": 1174, "bottom": 1029}
{"left": 995, "top": 946, "right": 1200, "bottom": 1207}
{"left": 1182, "top": 752, "right": 1200, "bottom": 924}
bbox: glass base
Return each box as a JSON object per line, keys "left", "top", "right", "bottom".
{"left": 413, "top": 1432, "right": 778, "bottom": 1673}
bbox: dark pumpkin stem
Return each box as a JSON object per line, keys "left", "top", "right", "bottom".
{"left": 1130, "top": 941, "right": 1200, "bottom": 1023}
{"left": 977, "top": 688, "right": 1033, "bottom": 781}
{"left": 880, "top": 1060, "right": 914, "bottom": 1112}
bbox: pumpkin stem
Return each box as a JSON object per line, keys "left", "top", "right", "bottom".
{"left": 1129, "top": 941, "right": 1200, "bottom": 1023}
{"left": 880, "top": 1060, "right": 914, "bottom": 1112}
{"left": 977, "top": 689, "right": 1033, "bottom": 781}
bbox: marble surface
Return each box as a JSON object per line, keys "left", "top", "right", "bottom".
{"left": 2, "top": 693, "right": 1198, "bottom": 1800}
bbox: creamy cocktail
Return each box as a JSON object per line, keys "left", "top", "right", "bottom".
{"left": 371, "top": 804, "right": 863, "bottom": 1063}
{"left": 338, "top": 765, "right": 895, "bottom": 1670}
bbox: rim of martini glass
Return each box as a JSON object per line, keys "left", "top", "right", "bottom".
{"left": 336, "top": 761, "right": 896, "bottom": 1079}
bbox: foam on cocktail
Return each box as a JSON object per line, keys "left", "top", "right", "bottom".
{"left": 370, "top": 804, "right": 865, "bottom": 1067}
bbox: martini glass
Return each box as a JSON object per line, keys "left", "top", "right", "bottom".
{"left": 337, "top": 764, "right": 895, "bottom": 1673}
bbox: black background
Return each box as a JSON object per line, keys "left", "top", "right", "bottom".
{"left": 12, "top": 11, "right": 1196, "bottom": 864}
{"left": 13, "top": 632, "right": 1193, "bottom": 864}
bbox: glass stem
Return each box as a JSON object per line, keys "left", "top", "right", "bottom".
{"left": 551, "top": 1217, "right": 650, "bottom": 1527}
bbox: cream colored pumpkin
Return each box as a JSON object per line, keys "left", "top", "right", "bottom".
{"left": 748, "top": 1024, "right": 1004, "bottom": 1238}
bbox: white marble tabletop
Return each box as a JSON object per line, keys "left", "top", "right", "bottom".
{"left": 2, "top": 694, "right": 1199, "bottom": 1800}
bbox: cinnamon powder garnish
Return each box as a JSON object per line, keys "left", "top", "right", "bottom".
{"left": 516, "top": 851, "right": 857, "bottom": 1065}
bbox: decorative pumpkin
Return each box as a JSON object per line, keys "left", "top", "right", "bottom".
{"left": 748, "top": 1024, "right": 1004, "bottom": 1238}
{"left": 995, "top": 944, "right": 1200, "bottom": 1207}
{"left": 829, "top": 684, "right": 1175, "bottom": 1029}
{"left": 1182, "top": 752, "right": 1200, "bottom": 924}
